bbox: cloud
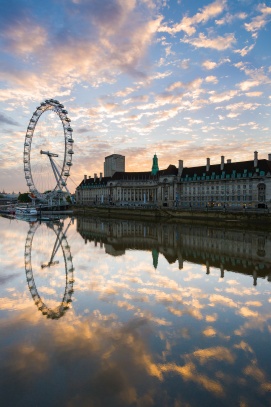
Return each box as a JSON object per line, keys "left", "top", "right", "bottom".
{"left": 205, "top": 75, "right": 218, "bottom": 84}
{"left": 159, "top": 0, "right": 226, "bottom": 36}
{"left": 0, "top": 0, "right": 162, "bottom": 96}
{"left": 202, "top": 58, "right": 230, "bottom": 70}
{"left": 181, "top": 32, "right": 236, "bottom": 50}
{"left": 166, "top": 81, "right": 183, "bottom": 92}
{"left": 0, "top": 272, "right": 20, "bottom": 285}
{"left": 1, "top": 24, "right": 47, "bottom": 55}
{"left": 77, "top": 126, "right": 91, "bottom": 134}
{"left": 202, "top": 60, "right": 218, "bottom": 70}
{"left": 209, "top": 90, "right": 238, "bottom": 103}
{"left": 234, "top": 63, "right": 271, "bottom": 89}
{"left": 202, "top": 327, "right": 216, "bottom": 336}
{"left": 244, "top": 3, "right": 271, "bottom": 38}
{"left": 209, "top": 294, "right": 238, "bottom": 308}
{"left": 46, "top": 2, "right": 162, "bottom": 81}
{"left": 223, "top": 101, "right": 260, "bottom": 113}
{"left": 234, "top": 43, "right": 255, "bottom": 56}
{"left": 0, "top": 112, "right": 19, "bottom": 126}
{"left": 238, "top": 307, "right": 259, "bottom": 318}
{"left": 192, "top": 346, "right": 235, "bottom": 364}
{"left": 237, "top": 80, "right": 260, "bottom": 91}
{"left": 215, "top": 11, "right": 247, "bottom": 26}
{"left": 245, "top": 91, "right": 263, "bottom": 97}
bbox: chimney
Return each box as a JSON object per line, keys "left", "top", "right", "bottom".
{"left": 94, "top": 173, "right": 97, "bottom": 181}
{"left": 100, "top": 172, "right": 102, "bottom": 181}
{"left": 268, "top": 154, "right": 271, "bottom": 161}
{"left": 88, "top": 175, "right": 91, "bottom": 179}
{"left": 206, "top": 158, "right": 210, "bottom": 172}
{"left": 178, "top": 160, "right": 183, "bottom": 176}
{"left": 227, "top": 159, "right": 231, "bottom": 164}
{"left": 84, "top": 175, "right": 87, "bottom": 182}
{"left": 221, "top": 156, "right": 225, "bottom": 171}
{"left": 254, "top": 151, "right": 258, "bottom": 167}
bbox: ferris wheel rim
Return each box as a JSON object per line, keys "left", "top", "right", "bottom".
{"left": 23, "top": 99, "right": 74, "bottom": 201}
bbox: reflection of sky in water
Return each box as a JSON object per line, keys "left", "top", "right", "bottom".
{"left": 0, "top": 216, "right": 271, "bottom": 407}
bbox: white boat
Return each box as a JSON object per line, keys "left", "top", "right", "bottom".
{"left": 15, "top": 207, "right": 38, "bottom": 216}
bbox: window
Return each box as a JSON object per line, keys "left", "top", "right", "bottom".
{"left": 258, "top": 183, "right": 266, "bottom": 202}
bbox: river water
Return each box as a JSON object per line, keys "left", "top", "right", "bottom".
{"left": 0, "top": 215, "right": 271, "bottom": 407}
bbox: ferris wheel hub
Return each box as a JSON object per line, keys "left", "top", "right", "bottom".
{"left": 40, "top": 150, "right": 59, "bottom": 157}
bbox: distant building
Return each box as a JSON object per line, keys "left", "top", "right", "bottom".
{"left": 76, "top": 151, "right": 271, "bottom": 208}
{"left": 0, "top": 192, "right": 18, "bottom": 204}
{"left": 104, "top": 154, "right": 125, "bottom": 177}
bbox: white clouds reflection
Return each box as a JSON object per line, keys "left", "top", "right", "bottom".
{"left": 0, "top": 216, "right": 271, "bottom": 405}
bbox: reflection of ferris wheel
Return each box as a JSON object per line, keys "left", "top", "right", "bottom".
{"left": 24, "top": 220, "right": 74, "bottom": 319}
{"left": 23, "top": 99, "right": 74, "bottom": 201}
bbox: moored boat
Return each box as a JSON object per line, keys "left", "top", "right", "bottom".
{"left": 15, "top": 207, "right": 38, "bottom": 216}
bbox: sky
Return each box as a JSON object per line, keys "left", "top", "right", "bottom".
{"left": 0, "top": 0, "right": 271, "bottom": 193}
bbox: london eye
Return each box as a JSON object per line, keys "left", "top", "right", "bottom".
{"left": 23, "top": 99, "right": 74, "bottom": 203}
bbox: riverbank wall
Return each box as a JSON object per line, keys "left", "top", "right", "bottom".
{"left": 72, "top": 205, "right": 271, "bottom": 228}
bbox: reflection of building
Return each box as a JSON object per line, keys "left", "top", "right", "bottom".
{"left": 76, "top": 151, "right": 271, "bottom": 208}
{"left": 77, "top": 217, "right": 271, "bottom": 286}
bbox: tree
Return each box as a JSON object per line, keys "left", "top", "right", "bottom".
{"left": 17, "top": 193, "right": 31, "bottom": 203}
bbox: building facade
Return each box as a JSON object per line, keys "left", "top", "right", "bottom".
{"left": 104, "top": 154, "right": 125, "bottom": 177}
{"left": 76, "top": 152, "right": 271, "bottom": 208}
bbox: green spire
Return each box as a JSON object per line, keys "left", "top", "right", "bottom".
{"left": 152, "top": 249, "right": 159, "bottom": 269}
{"left": 151, "top": 153, "right": 159, "bottom": 175}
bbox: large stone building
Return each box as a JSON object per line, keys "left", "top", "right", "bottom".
{"left": 76, "top": 151, "right": 271, "bottom": 208}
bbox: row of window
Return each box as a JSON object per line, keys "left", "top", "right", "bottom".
{"left": 182, "top": 196, "right": 253, "bottom": 201}
{"left": 182, "top": 185, "right": 253, "bottom": 192}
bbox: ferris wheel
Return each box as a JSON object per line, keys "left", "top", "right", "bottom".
{"left": 23, "top": 99, "right": 74, "bottom": 202}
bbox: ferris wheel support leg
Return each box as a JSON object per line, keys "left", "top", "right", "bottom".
{"left": 49, "top": 157, "right": 71, "bottom": 196}
{"left": 49, "top": 157, "right": 62, "bottom": 191}
{"left": 43, "top": 224, "right": 65, "bottom": 267}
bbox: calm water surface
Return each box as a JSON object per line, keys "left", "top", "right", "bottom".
{"left": 0, "top": 215, "right": 271, "bottom": 407}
